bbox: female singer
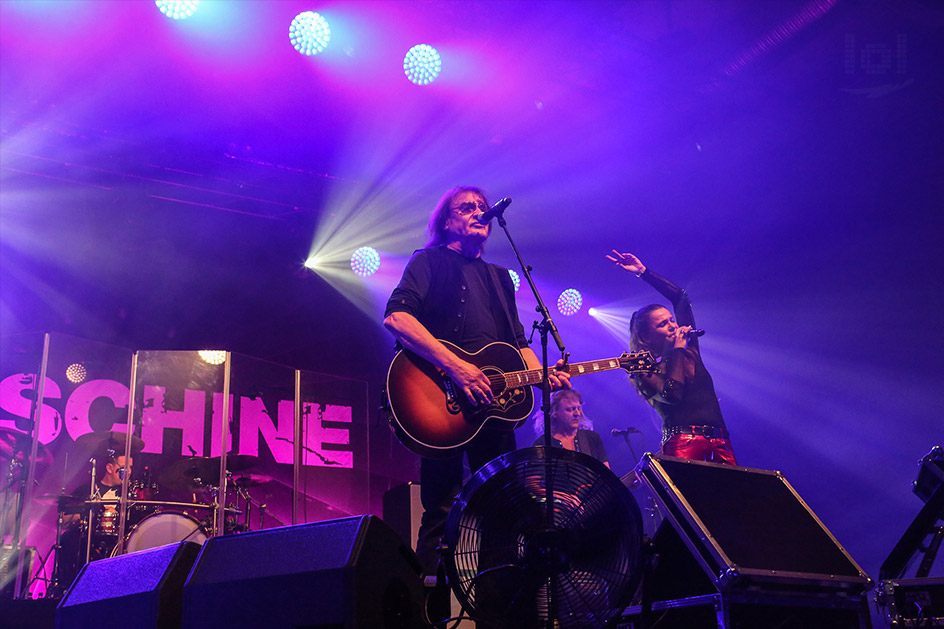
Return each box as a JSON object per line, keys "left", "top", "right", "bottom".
{"left": 607, "top": 250, "right": 736, "bottom": 465}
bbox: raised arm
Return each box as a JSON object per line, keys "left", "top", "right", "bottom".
{"left": 607, "top": 250, "right": 696, "bottom": 330}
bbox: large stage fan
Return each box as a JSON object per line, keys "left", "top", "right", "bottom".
{"left": 443, "top": 446, "right": 644, "bottom": 629}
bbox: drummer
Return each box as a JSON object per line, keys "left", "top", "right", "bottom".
{"left": 61, "top": 451, "right": 134, "bottom": 526}
{"left": 90, "top": 452, "right": 132, "bottom": 515}
{"left": 54, "top": 448, "right": 138, "bottom": 595}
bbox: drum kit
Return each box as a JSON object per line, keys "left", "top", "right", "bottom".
{"left": 0, "top": 428, "right": 273, "bottom": 597}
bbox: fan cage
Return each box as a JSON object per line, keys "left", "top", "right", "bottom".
{"left": 443, "top": 446, "right": 644, "bottom": 629}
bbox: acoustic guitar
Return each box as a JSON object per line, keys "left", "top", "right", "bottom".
{"left": 383, "top": 340, "right": 657, "bottom": 458}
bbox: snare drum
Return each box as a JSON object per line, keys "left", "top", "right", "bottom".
{"left": 112, "top": 512, "right": 208, "bottom": 556}
{"left": 96, "top": 508, "right": 119, "bottom": 536}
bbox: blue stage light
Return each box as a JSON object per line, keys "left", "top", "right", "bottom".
{"left": 508, "top": 269, "right": 521, "bottom": 292}
{"left": 290, "top": 11, "right": 331, "bottom": 56}
{"left": 557, "top": 289, "right": 583, "bottom": 316}
{"left": 155, "top": 0, "right": 199, "bottom": 20}
{"left": 404, "top": 44, "right": 441, "bottom": 85}
{"left": 350, "top": 247, "right": 381, "bottom": 277}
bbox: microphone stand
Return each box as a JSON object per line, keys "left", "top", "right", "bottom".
{"left": 491, "top": 208, "right": 566, "bottom": 444}
{"left": 490, "top": 206, "right": 565, "bottom": 629}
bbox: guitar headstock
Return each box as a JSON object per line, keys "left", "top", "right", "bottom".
{"left": 617, "top": 351, "right": 658, "bottom": 377}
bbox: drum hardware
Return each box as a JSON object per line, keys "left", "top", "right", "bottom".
{"left": 84, "top": 457, "right": 97, "bottom": 566}
{"left": 1, "top": 426, "right": 53, "bottom": 599}
{"left": 157, "top": 454, "right": 260, "bottom": 536}
{"left": 228, "top": 471, "right": 273, "bottom": 534}
{"left": 0, "top": 426, "right": 53, "bottom": 470}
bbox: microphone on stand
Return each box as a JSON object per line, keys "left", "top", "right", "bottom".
{"left": 611, "top": 427, "right": 641, "bottom": 437}
{"left": 477, "top": 197, "right": 512, "bottom": 222}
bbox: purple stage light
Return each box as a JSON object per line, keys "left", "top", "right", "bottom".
{"left": 509, "top": 269, "right": 520, "bottom": 292}
{"left": 350, "top": 247, "right": 380, "bottom": 277}
{"left": 155, "top": 0, "right": 199, "bottom": 21}
{"left": 557, "top": 289, "right": 583, "bottom": 316}
{"left": 290, "top": 11, "right": 331, "bottom": 56}
{"left": 404, "top": 44, "right": 441, "bottom": 85}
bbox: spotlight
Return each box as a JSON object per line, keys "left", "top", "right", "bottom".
{"left": 350, "top": 247, "right": 381, "bottom": 277}
{"left": 404, "top": 44, "right": 441, "bottom": 85}
{"left": 198, "top": 350, "right": 227, "bottom": 365}
{"left": 289, "top": 11, "right": 331, "bottom": 56}
{"left": 65, "top": 363, "right": 87, "bottom": 384}
{"left": 557, "top": 289, "right": 583, "bottom": 316}
{"left": 508, "top": 269, "right": 521, "bottom": 292}
{"left": 587, "top": 307, "right": 598, "bottom": 317}
{"left": 155, "top": 0, "right": 199, "bottom": 20}
{"left": 304, "top": 256, "right": 320, "bottom": 270}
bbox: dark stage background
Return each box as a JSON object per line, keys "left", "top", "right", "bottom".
{"left": 1, "top": 0, "right": 942, "bottom": 618}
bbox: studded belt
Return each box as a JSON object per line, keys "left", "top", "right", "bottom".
{"left": 662, "top": 424, "right": 730, "bottom": 442}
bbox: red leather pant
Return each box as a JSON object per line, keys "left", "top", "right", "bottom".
{"left": 662, "top": 434, "right": 738, "bottom": 466}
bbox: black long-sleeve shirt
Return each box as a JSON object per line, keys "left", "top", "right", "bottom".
{"left": 634, "top": 269, "right": 728, "bottom": 435}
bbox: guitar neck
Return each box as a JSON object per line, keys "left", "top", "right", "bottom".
{"left": 503, "top": 358, "right": 626, "bottom": 388}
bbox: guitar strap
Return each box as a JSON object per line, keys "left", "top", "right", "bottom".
{"left": 486, "top": 263, "right": 524, "bottom": 352}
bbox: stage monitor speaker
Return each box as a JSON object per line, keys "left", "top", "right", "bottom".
{"left": 637, "top": 454, "right": 871, "bottom": 594}
{"left": 182, "top": 515, "right": 426, "bottom": 629}
{"left": 55, "top": 541, "right": 201, "bottom": 629}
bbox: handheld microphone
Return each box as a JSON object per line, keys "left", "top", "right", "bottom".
{"left": 684, "top": 328, "right": 706, "bottom": 338}
{"left": 611, "top": 427, "right": 641, "bottom": 437}
{"left": 478, "top": 197, "right": 512, "bottom": 222}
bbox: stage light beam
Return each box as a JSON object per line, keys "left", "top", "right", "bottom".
{"left": 290, "top": 11, "right": 331, "bottom": 56}
{"left": 588, "top": 306, "right": 633, "bottom": 346}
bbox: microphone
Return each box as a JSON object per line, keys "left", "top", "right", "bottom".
{"left": 477, "top": 197, "right": 512, "bottom": 222}
{"left": 684, "top": 328, "right": 706, "bottom": 338}
{"left": 611, "top": 427, "right": 641, "bottom": 437}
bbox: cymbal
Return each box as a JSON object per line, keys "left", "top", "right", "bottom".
{"left": 210, "top": 454, "right": 258, "bottom": 473}
{"left": 232, "top": 473, "right": 273, "bottom": 487}
{"left": 0, "top": 427, "right": 53, "bottom": 466}
{"left": 158, "top": 454, "right": 259, "bottom": 490}
{"left": 73, "top": 431, "right": 145, "bottom": 454}
{"left": 158, "top": 457, "right": 217, "bottom": 490}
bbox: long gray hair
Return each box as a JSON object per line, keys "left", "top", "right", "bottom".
{"left": 425, "top": 185, "right": 491, "bottom": 247}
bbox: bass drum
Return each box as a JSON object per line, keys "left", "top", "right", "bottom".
{"left": 114, "top": 512, "right": 208, "bottom": 556}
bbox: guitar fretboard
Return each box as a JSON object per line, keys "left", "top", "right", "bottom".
{"left": 501, "top": 357, "right": 633, "bottom": 389}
